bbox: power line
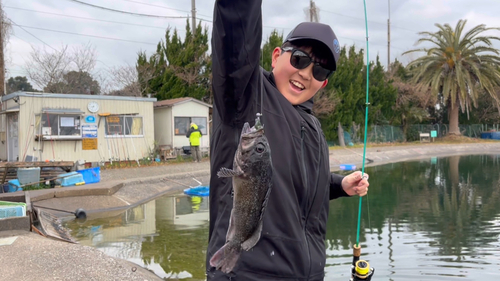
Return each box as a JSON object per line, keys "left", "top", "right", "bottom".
{"left": 119, "top": 0, "right": 212, "bottom": 18}
{"left": 5, "top": 6, "right": 170, "bottom": 30}
{"left": 14, "top": 24, "right": 158, "bottom": 45}
{"left": 321, "top": 9, "right": 419, "bottom": 33}
{"left": 64, "top": 0, "right": 193, "bottom": 19}
{"left": 10, "top": 20, "right": 57, "bottom": 51}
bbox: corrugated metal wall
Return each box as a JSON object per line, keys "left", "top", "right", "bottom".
{"left": 17, "top": 95, "right": 155, "bottom": 163}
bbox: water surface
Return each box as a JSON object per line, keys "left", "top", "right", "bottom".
{"left": 65, "top": 155, "right": 500, "bottom": 280}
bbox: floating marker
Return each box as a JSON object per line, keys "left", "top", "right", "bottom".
{"left": 340, "top": 164, "right": 357, "bottom": 171}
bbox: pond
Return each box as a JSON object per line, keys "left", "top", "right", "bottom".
{"left": 65, "top": 155, "right": 500, "bottom": 280}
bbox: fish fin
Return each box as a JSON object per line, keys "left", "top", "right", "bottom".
{"left": 241, "top": 187, "right": 271, "bottom": 251}
{"left": 241, "top": 219, "right": 263, "bottom": 251}
{"left": 217, "top": 167, "right": 243, "bottom": 178}
{"left": 209, "top": 241, "right": 242, "bottom": 274}
{"left": 226, "top": 209, "right": 236, "bottom": 241}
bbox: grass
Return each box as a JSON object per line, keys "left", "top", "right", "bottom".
{"left": 100, "top": 155, "right": 203, "bottom": 170}
{"left": 22, "top": 183, "right": 53, "bottom": 191}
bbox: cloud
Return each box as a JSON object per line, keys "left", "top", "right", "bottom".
{"left": 4, "top": 0, "right": 500, "bottom": 89}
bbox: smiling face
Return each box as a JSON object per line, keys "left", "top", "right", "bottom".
{"left": 271, "top": 41, "right": 331, "bottom": 105}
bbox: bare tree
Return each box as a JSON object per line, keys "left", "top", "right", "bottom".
{"left": 312, "top": 88, "right": 339, "bottom": 117}
{"left": 25, "top": 45, "right": 71, "bottom": 91}
{"left": 24, "top": 43, "right": 99, "bottom": 94}
{"left": 1, "top": 2, "right": 12, "bottom": 95}
{"left": 106, "top": 59, "right": 156, "bottom": 97}
{"left": 71, "top": 42, "right": 97, "bottom": 73}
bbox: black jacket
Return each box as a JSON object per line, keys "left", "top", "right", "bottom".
{"left": 207, "top": 1, "right": 348, "bottom": 280}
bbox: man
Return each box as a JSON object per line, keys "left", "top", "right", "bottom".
{"left": 207, "top": 1, "right": 369, "bottom": 280}
{"left": 186, "top": 122, "right": 202, "bottom": 162}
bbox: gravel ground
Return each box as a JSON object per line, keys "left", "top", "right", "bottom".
{"left": 0, "top": 231, "right": 161, "bottom": 281}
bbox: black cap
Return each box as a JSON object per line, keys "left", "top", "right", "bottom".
{"left": 284, "top": 22, "right": 340, "bottom": 71}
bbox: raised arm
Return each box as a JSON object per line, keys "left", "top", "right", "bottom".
{"left": 212, "top": 0, "right": 263, "bottom": 126}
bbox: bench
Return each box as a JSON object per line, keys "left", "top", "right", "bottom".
{"left": 419, "top": 132, "right": 431, "bottom": 143}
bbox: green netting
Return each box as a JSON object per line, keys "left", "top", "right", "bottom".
{"left": 335, "top": 124, "right": 499, "bottom": 145}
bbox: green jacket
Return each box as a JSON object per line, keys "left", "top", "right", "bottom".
{"left": 186, "top": 124, "right": 202, "bottom": 146}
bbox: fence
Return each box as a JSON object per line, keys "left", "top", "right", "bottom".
{"left": 332, "top": 124, "right": 500, "bottom": 145}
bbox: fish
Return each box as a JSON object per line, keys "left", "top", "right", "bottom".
{"left": 210, "top": 119, "right": 273, "bottom": 274}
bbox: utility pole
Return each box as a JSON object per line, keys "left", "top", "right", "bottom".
{"left": 191, "top": 0, "right": 196, "bottom": 31}
{"left": 308, "top": 0, "right": 319, "bottom": 23}
{"left": 387, "top": 0, "right": 391, "bottom": 72}
{"left": 0, "top": 1, "right": 5, "bottom": 96}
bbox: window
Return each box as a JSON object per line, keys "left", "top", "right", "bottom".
{"left": 38, "top": 113, "right": 82, "bottom": 139}
{"left": 174, "top": 117, "right": 207, "bottom": 135}
{"left": 174, "top": 117, "right": 190, "bottom": 135}
{"left": 192, "top": 117, "right": 208, "bottom": 135}
{"left": 105, "top": 115, "right": 143, "bottom": 137}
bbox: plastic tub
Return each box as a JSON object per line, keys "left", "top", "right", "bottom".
{"left": 77, "top": 167, "right": 101, "bottom": 184}
{"left": 56, "top": 172, "right": 85, "bottom": 187}
{"left": 0, "top": 201, "right": 27, "bottom": 219}
{"left": 7, "top": 179, "right": 23, "bottom": 193}
{"left": 17, "top": 167, "right": 41, "bottom": 186}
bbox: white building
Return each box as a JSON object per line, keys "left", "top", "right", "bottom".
{"left": 0, "top": 91, "right": 156, "bottom": 163}
{"left": 153, "top": 97, "right": 211, "bottom": 156}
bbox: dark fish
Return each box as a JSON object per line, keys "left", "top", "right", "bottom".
{"left": 210, "top": 120, "right": 273, "bottom": 274}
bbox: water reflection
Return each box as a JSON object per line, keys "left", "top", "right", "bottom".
{"left": 65, "top": 194, "right": 209, "bottom": 280}
{"left": 325, "top": 154, "right": 500, "bottom": 280}
{"left": 65, "top": 155, "right": 500, "bottom": 280}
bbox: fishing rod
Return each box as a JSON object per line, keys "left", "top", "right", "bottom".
{"left": 349, "top": 0, "right": 375, "bottom": 280}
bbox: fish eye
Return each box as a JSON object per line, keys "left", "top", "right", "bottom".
{"left": 255, "top": 143, "right": 265, "bottom": 153}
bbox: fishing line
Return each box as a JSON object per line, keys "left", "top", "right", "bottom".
{"left": 356, "top": 0, "right": 371, "bottom": 248}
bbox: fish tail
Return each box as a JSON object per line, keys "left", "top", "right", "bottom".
{"left": 209, "top": 241, "right": 242, "bottom": 274}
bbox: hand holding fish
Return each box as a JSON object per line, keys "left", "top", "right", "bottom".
{"left": 341, "top": 171, "right": 369, "bottom": 197}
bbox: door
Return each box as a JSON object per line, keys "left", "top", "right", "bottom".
{"left": 7, "top": 113, "right": 19, "bottom": 161}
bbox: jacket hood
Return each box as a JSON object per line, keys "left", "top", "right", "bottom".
{"left": 190, "top": 123, "right": 199, "bottom": 129}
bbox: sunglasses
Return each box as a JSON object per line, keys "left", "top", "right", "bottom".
{"left": 281, "top": 47, "right": 333, "bottom": 81}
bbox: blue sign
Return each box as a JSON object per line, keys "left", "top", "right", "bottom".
{"left": 82, "top": 125, "right": 98, "bottom": 138}
{"left": 85, "top": 115, "right": 96, "bottom": 123}
{"left": 333, "top": 39, "right": 341, "bottom": 54}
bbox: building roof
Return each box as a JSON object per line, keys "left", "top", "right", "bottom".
{"left": 1, "top": 91, "right": 157, "bottom": 103}
{"left": 154, "top": 97, "right": 212, "bottom": 108}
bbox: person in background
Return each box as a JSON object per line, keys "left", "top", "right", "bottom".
{"left": 186, "top": 122, "right": 203, "bottom": 162}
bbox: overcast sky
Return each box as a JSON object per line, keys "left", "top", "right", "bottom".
{"left": 4, "top": 0, "right": 500, "bottom": 91}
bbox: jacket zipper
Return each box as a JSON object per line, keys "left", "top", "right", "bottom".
{"left": 300, "top": 125, "right": 308, "bottom": 203}
{"left": 300, "top": 124, "right": 312, "bottom": 279}
{"left": 302, "top": 119, "right": 323, "bottom": 279}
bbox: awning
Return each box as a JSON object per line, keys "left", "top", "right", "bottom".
{"left": 41, "top": 108, "right": 85, "bottom": 115}
{"left": 0, "top": 106, "right": 20, "bottom": 114}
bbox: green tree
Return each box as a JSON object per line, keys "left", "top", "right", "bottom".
{"left": 319, "top": 45, "right": 365, "bottom": 141}
{"left": 6, "top": 76, "right": 38, "bottom": 94}
{"left": 139, "top": 20, "right": 211, "bottom": 102}
{"left": 404, "top": 20, "right": 500, "bottom": 135}
{"left": 459, "top": 87, "right": 500, "bottom": 124}
{"left": 366, "top": 55, "right": 398, "bottom": 125}
{"left": 44, "top": 71, "right": 100, "bottom": 95}
{"left": 260, "top": 30, "right": 283, "bottom": 71}
{"left": 389, "top": 60, "right": 432, "bottom": 140}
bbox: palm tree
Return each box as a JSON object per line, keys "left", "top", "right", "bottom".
{"left": 404, "top": 20, "right": 500, "bottom": 135}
